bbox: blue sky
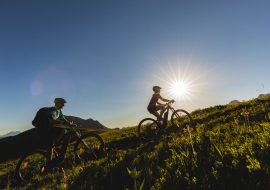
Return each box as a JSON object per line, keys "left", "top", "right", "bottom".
{"left": 1, "top": 1, "right": 270, "bottom": 135}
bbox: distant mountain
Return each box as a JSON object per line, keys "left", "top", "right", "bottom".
{"left": 0, "top": 131, "right": 20, "bottom": 139}
{"left": 229, "top": 100, "right": 240, "bottom": 105}
{"left": 64, "top": 116, "right": 107, "bottom": 129}
{"left": 258, "top": 93, "right": 270, "bottom": 98}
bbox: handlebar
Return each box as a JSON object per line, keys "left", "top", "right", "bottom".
{"left": 67, "top": 121, "right": 77, "bottom": 128}
{"left": 70, "top": 123, "right": 77, "bottom": 128}
{"left": 169, "top": 100, "right": 175, "bottom": 104}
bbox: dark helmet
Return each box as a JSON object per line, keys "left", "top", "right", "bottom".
{"left": 153, "top": 86, "right": 162, "bottom": 92}
{"left": 54, "top": 98, "right": 67, "bottom": 104}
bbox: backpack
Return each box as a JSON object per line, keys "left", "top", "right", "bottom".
{"left": 32, "top": 107, "right": 57, "bottom": 129}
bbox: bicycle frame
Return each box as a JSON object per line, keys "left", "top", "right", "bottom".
{"left": 160, "top": 103, "right": 181, "bottom": 127}
{"left": 31, "top": 126, "right": 89, "bottom": 169}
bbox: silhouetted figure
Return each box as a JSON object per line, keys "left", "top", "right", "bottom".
{"left": 32, "top": 98, "right": 71, "bottom": 171}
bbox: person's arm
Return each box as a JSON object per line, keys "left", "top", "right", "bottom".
{"left": 159, "top": 95, "right": 170, "bottom": 102}
{"left": 59, "top": 110, "right": 70, "bottom": 125}
{"left": 159, "top": 94, "right": 174, "bottom": 103}
{"left": 48, "top": 110, "right": 70, "bottom": 125}
{"left": 61, "top": 119, "right": 70, "bottom": 125}
{"left": 49, "top": 119, "right": 67, "bottom": 125}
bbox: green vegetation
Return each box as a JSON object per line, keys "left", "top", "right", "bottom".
{"left": 1, "top": 96, "right": 270, "bottom": 189}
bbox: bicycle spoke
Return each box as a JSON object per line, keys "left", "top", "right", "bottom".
{"left": 138, "top": 118, "right": 158, "bottom": 141}
{"left": 16, "top": 150, "right": 47, "bottom": 183}
{"left": 74, "top": 134, "right": 104, "bottom": 164}
{"left": 171, "top": 109, "right": 194, "bottom": 132}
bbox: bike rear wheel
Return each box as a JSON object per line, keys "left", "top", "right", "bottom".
{"left": 15, "top": 150, "right": 47, "bottom": 184}
{"left": 171, "top": 109, "right": 194, "bottom": 132}
{"left": 138, "top": 118, "right": 159, "bottom": 141}
{"left": 74, "top": 133, "right": 105, "bottom": 164}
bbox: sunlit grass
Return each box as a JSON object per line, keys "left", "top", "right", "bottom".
{"left": 1, "top": 96, "right": 270, "bottom": 189}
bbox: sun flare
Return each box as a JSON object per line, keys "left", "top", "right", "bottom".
{"left": 147, "top": 53, "right": 212, "bottom": 110}
{"left": 169, "top": 80, "right": 189, "bottom": 99}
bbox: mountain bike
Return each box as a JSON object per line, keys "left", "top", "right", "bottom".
{"left": 138, "top": 101, "right": 194, "bottom": 141}
{"left": 15, "top": 123, "right": 105, "bottom": 184}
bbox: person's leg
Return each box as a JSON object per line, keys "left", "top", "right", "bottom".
{"left": 46, "top": 145, "right": 54, "bottom": 162}
{"left": 156, "top": 105, "right": 166, "bottom": 119}
{"left": 59, "top": 129, "right": 69, "bottom": 155}
{"left": 45, "top": 128, "right": 67, "bottom": 170}
{"left": 51, "top": 128, "right": 67, "bottom": 155}
{"left": 160, "top": 106, "right": 167, "bottom": 118}
{"left": 152, "top": 111, "right": 160, "bottom": 118}
{"left": 37, "top": 128, "right": 54, "bottom": 162}
{"left": 54, "top": 129, "right": 66, "bottom": 147}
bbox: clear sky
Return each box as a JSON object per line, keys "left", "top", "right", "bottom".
{"left": 1, "top": 1, "right": 270, "bottom": 135}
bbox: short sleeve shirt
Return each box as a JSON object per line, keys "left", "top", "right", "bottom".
{"left": 148, "top": 93, "right": 162, "bottom": 108}
{"left": 48, "top": 106, "right": 65, "bottom": 120}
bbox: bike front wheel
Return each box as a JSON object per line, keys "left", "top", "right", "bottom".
{"left": 15, "top": 150, "right": 47, "bottom": 184}
{"left": 74, "top": 133, "right": 105, "bottom": 164}
{"left": 138, "top": 118, "right": 159, "bottom": 141}
{"left": 171, "top": 109, "right": 194, "bottom": 132}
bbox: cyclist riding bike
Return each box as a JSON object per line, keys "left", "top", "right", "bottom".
{"left": 147, "top": 86, "right": 174, "bottom": 132}
{"left": 32, "top": 98, "right": 72, "bottom": 172}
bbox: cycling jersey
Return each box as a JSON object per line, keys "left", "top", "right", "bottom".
{"left": 50, "top": 106, "right": 65, "bottom": 121}
{"left": 148, "top": 93, "right": 162, "bottom": 108}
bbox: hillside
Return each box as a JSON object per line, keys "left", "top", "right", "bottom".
{"left": 1, "top": 96, "right": 270, "bottom": 189}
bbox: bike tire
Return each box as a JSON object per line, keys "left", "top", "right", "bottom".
{"left": 171, "top": 109, "right": 194, "bottom": 132}
{"left": 15, "top": 149, "right": 47, "bottom": 184}
{"left": 138, "top": 118, "right": 159, "bottom": 141}
{"left": 74, "top": 133, "right": 105, "bottom": 164}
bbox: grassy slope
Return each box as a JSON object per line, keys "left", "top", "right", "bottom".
{"left": 1, "top": 96, "right": 270, "bottom": 189}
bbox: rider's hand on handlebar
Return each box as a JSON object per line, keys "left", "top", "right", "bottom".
{"left": 69, "top": 121, "right": 77, "bottom": 127}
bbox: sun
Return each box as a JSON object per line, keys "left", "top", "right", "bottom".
{"left": 146, "top": 53, "right": 212, "bottom": 109}
{"left": 169, "top": 80, "right": 190, "bottom": 100}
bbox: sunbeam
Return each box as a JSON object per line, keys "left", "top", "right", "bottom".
{"left": 146, "top": 55, "right": 213, "bottom": 110}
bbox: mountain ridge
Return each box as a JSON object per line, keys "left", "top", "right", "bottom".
{"left": 64, "top": 115, "right": 107, "bottom": 129}
{"left": 0, "top": 131, "right": 20, "bottom": 139}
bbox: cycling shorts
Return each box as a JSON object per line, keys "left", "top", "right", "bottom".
{"left": 37, "top": 127, "right": 63, "bottom": 148}
{"left": 147, "top": 105, "right": 156, "bottom": 114}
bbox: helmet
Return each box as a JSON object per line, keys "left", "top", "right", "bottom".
{"left": 153, "top": 86, "right": 162, "bottom": 92}
{"left": 54, "top": 98, "right": 67, "bottom": 104}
